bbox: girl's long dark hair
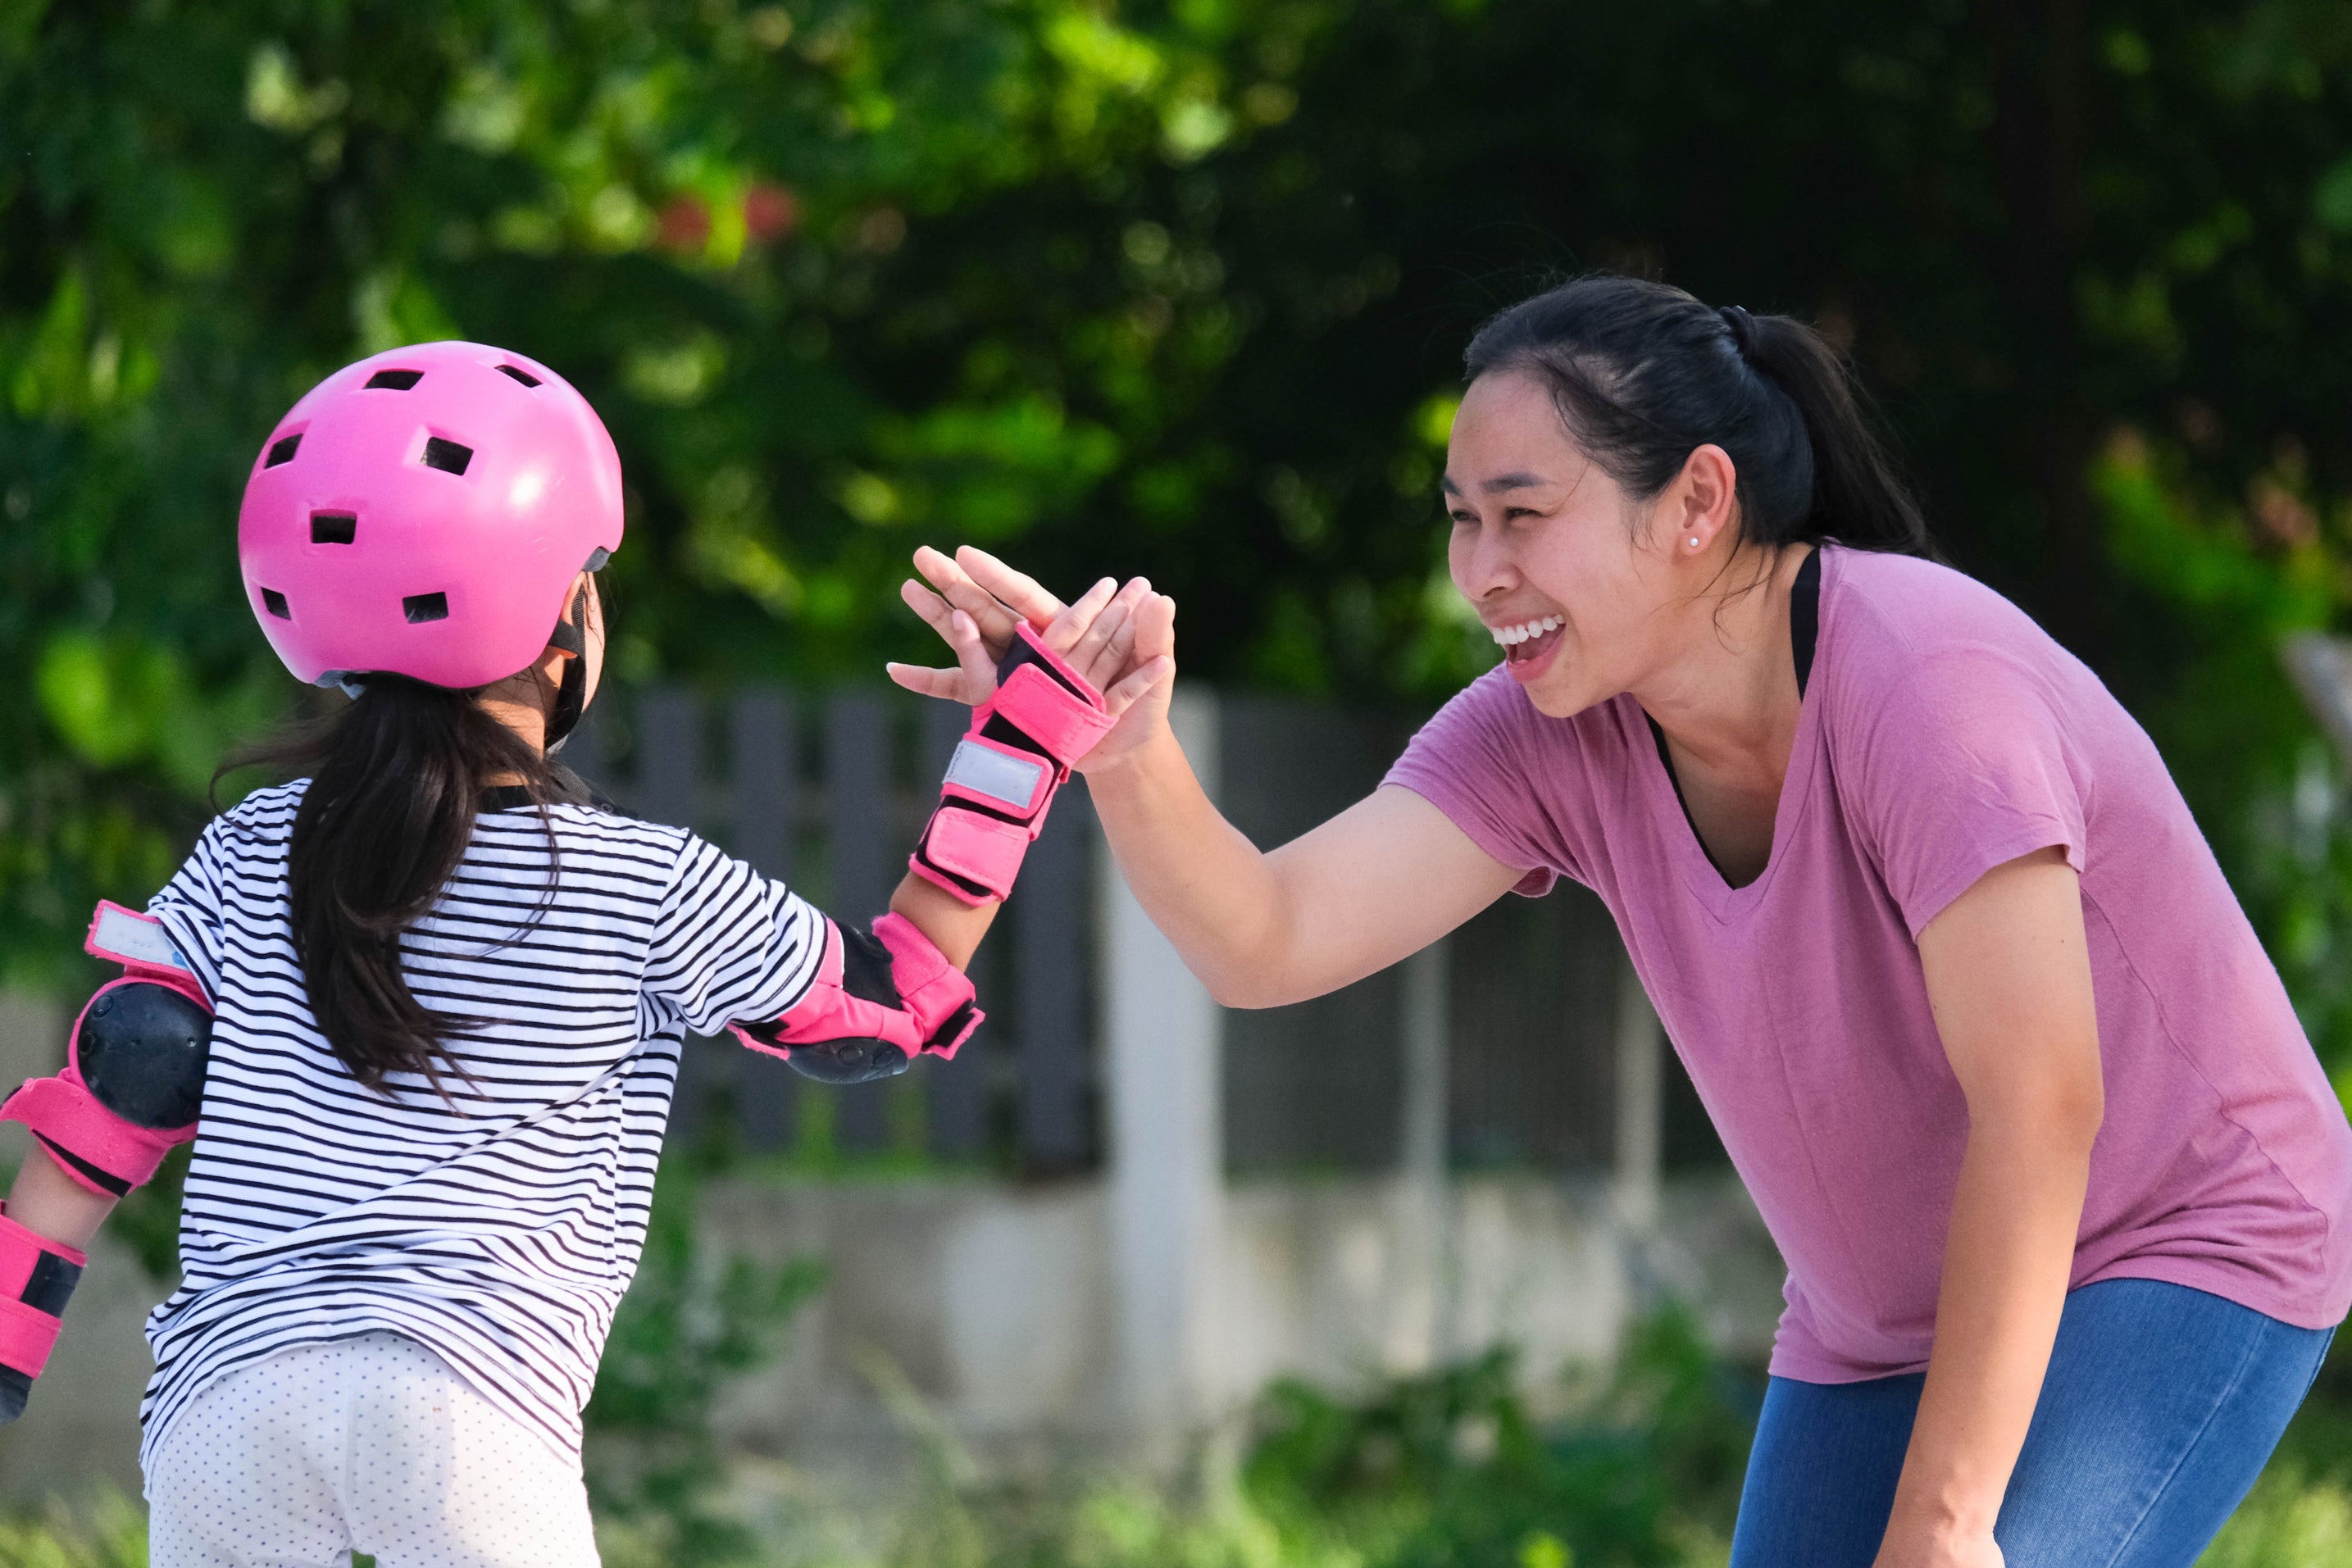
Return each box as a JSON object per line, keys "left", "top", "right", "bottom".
{"left": 1463, "top": 275, "right": 1933, "bottom": 557}
{"left": 225, "top": 675, "right": 581, "bottom": 1093}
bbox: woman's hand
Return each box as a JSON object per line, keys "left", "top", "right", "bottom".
{"left": 886, "top": 544, "right": 1178, "bottom": 773}
{"left": 1871, "top": 1521, "right": 2004, "bottom": 1568}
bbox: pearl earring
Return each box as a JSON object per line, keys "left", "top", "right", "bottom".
{"left": 1688, "top": 537, "right": 1700, "bottom": 548}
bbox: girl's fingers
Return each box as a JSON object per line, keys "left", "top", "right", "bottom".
{"left": 901, "top": 577, "right": 956, "bottom": 633}
{"left": 912, "top": 546, "right": 1022, "bottom": 652}
{"left": 885, "top": 661, "right": 964, "bottom": 699}
{"left": 956, "top": 546, "right": 1066, "bottom": 627}
{"left": 947, "top": 609, "right": 997, "bottom": 691}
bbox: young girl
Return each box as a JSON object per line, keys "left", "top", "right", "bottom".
{"left": 897, "top": 276, "right": 2352, "bottom": 1568}
{"left": 0, "top": 340, "right": 1167, "bottom": 1566}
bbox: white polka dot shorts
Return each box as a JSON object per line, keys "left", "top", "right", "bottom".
{"left": 144, "top": 1331, "right": 600, "bottom": 1567}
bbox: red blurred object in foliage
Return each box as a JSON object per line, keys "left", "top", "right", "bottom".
{"left": 744, "top": 181, "right": 800, "bottom": 243}
{"left": 657, "top": 195, "right": 712, "bottom": 253}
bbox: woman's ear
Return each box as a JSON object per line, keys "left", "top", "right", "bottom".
{"left": 1666, "top": 443, "right": 1740, "bottom": 556}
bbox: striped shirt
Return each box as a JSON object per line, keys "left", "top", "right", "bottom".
{"left": 137, "top": 781, "right": 827, "bottom": 1466}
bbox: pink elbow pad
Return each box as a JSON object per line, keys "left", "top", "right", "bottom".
{"left": 727, "top": 913, "right": 981, "bottom": 1084}
{"left": 0, "top": 902, "right": 210, "bottom": 1199}
{"left": 910, "top": 623, "right": 1117, "bottom": 906}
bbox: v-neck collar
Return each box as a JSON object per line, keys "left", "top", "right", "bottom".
{"left": 1640, "top": 544, "right": 1831, "bottom": 915}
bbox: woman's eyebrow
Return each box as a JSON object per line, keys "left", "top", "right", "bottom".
{"left": 1440, "top": 470, "right": 1552, "bottom": 497}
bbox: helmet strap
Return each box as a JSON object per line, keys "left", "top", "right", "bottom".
{"left": 544, "top": 584, "right": 592, "bottom": 753}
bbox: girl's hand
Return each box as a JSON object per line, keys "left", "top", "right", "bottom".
{"left": 886, "top": 545, "right": 1178, "bottom": 773}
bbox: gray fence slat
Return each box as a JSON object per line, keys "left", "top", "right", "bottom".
{"left": 732, "top": 689, "right": 798, "bottom": 1154}
{"left": 731, "top": 689, "right": 795, "bottom": 880}
{"left": 826, "top": 693, "right": 893, "bottom": 1152}
{"left": 637, "top": 688, "right": 702, "bottom": 829}
{"left": 558, "top": 706, "right": 610, "bottom": 802}
{"left": 1017, "top": 788, "right": 1092, "bottom": 1169}
{"left": 917, "top": 698, "right": 989, "bottom": 1157}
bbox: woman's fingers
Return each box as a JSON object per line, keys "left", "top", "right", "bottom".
{"left": 1047, "top": 577, "right": 1118, "bottom": 653}
{"left": 956, "top": 546, "right": 1067, "bottom": 627}
{"left": 1067, "top": 578, "right": 1151, "bottom": 686}
{"left": 1103, "top": 655, "right": 1176, "bottom": 719}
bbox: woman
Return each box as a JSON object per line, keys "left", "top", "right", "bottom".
{"left": 890, "top": 275, "right": 2352, "bottom": 1566}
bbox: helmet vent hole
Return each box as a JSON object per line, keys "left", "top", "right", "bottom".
{"left": 421, "top": 437, "right": 474, "bottom": 475}
{"left": 261, "top": 589, "right": 292, "bottom": 620}
{"left": 495, "top": 365, "right": 542, "bottom": 388}
{"left": 265, "top": 434, "right": 303, "bottom": 468}
{"left": 310, "top": 512, "right": 357, "bottom": 544}
{"left": 403, "top": 592, "right": 450, "bottom": 625}
{"left": 364, "top": 370, "right": 424, "bottom": 390}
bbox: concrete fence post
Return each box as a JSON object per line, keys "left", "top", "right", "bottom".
{"left": 1395, "top": 935, "right": 1451, "bottom": 1368}
{"left": 1613, "top": 950, "right": 1664, "bottom": 1232}
{"left": 1099, "top": 684, "right": 1226, "bottom": 1458}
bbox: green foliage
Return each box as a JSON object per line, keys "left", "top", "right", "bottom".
{"left": 0, "top": 1493, "right": 145, "bottom": 1568}
{"left": 807, "top": 1307, "right": 1752, "bottom": 1568}
{"left": 585, "top": 1157, "right": 825, "bottom": 1568}
{"left": 1241, "top": 1308, "right": 1751, "bottom": 1568}
{"left": 2093, "top": 431, "right": 2352, "bottom": 1092}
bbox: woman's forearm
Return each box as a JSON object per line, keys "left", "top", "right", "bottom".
{"left": 1885, "top": 1111, "right": 2095, "bottom": 1547}
{"left": 1081, "top": 725, "right": 1298, "bottom": 1007}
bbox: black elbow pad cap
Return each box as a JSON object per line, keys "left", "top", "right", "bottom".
{"left": 77, "top": 982, "right": 212, "bottom": 1129}
{"left": 782, "top": 1037, "right": 912, "bottom": 1085}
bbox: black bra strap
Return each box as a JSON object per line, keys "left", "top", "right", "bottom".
{"left": 1792, "top": 547, "right": 1822, "bottom": 698}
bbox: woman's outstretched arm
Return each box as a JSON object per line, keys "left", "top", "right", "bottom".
{"left": 890, "top": 547, "right": 1522, "bottom": 1008}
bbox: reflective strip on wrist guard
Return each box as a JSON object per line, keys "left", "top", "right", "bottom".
{"left": 911, "top": 623, "right": 1117, "bottom": 905}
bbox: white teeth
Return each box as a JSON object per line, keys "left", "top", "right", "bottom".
{"left": 1489, "top": 615, "right": 1563, "bottom": 648}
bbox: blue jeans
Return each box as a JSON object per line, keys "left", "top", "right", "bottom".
{"left": 1729, "top": 1279, "right": 2336, "bottom": 1567}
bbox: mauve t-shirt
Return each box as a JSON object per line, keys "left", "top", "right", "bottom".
{"left": 1386, "top": 543, "right": 2352, "bottom": 1381}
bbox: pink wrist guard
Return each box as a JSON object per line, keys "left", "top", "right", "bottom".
{"left": 911, "top": 622, "right": 1117, "bottom": 906}
{"left": 728, "top": 912, "right": 982, "bottom": 1084}
{"left": 0, "top": 1206, "right": 87, "bottom": 1421}
{"left": 1, "top": 902, "right": 210, "bottom": 1198}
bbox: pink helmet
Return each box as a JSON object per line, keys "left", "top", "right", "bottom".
{"left": 238, "top": 341, "right": 623, "bottom": 690}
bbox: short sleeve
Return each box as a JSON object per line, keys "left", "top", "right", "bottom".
{"left": 147, "top": 820, "right": 231, "bottom": 1007}
{"left": 643, "top": 833, "right": 832, "bottom": 1034}
{"left": 1843, "top": 648, "right": 2087, "bottom": 938}
{"left": 1381, "top": 669, "right": 1579, "bottom": 897}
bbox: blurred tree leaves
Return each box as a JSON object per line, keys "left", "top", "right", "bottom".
{"left": 13, "top": 0, "right": 2352, "bottom": 1067}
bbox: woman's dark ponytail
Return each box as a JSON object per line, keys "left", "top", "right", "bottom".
{"left": 224, "top": 676, "right": 579, "bottom": 1093}
{"left": 1463, "top": 275, "right": 1932, "bottom": 557}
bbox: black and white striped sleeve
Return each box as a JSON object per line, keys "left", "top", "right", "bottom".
{"left": 144, "top": 813, "right": 238, "bottom": 1006}
{"left": 641, "top": 832, "right": 830, "bottom": 1035}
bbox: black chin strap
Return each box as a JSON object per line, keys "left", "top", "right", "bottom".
{"left": 544, "top": 584, "right": 591, "bottom": 752}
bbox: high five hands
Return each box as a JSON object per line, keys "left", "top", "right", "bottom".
{"left": 887, "top": 545, "right": 1178, "bottom": 770}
